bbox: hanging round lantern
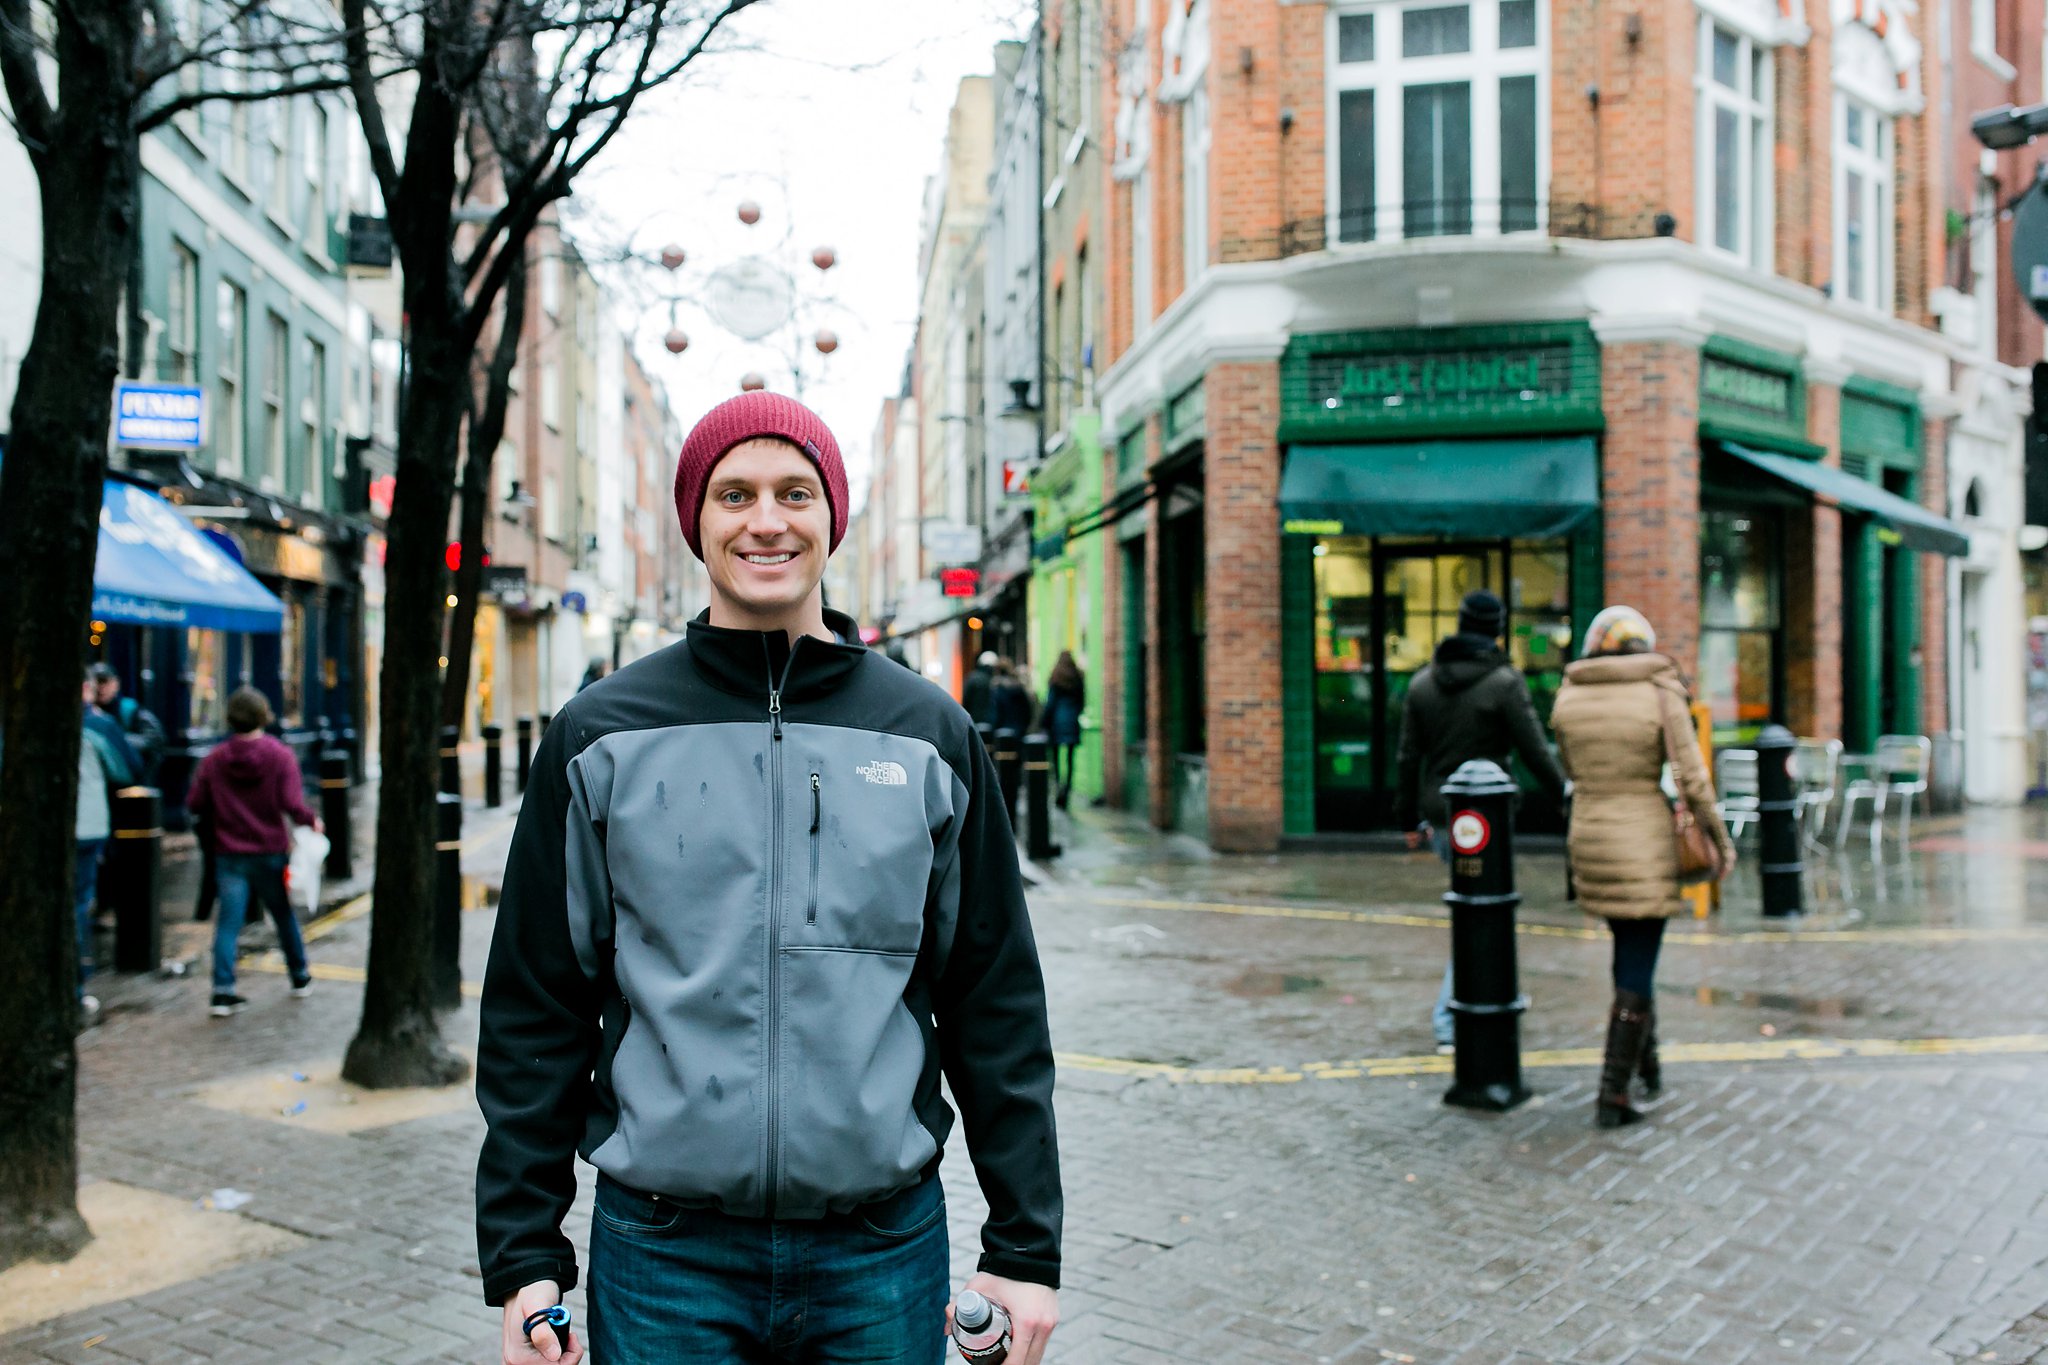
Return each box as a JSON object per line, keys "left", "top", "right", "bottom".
{"left": 740, "top": 372, "right": 767, "bottom": 391}
{"left": 737, "top": 200, "right": 762, "bottom": 226}
{"left": 811, "top": 245, "right": 837, "bottom": 272}
{"left": 663, "top": 328, "right": 690, "bottom": 355}
{"left": 813, "top": 328, "right": 839, "bottom": 355}
{"left": 659, "top": 244, "right": 686, "bottom": 271}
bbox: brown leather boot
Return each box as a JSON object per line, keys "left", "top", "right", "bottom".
{"left": 1637, "top": 1005, "right": 1662, "bottom": 1097}
{"left": 1596, "top": 990, "right": 1652, "bottom": 1128}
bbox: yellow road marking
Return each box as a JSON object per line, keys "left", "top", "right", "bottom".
{"left": 304, "top": 894, "right": 371, "bottom": 942}
{"left": 244, "top": 956, "right": 482, "bottom": 999}
{"left": 1054, "top": 893, "right": 2048, "bottom": 947}
{"left": 1056, "top": 1033, "right": 2048, "bottom": 1085}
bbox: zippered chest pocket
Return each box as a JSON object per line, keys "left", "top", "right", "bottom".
{"left": 785, "top": 740, "right": 939, "bottom": 954}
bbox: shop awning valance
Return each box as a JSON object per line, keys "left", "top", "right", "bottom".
{"left": 1719, "top": 443, "right": 1969, "bottom": 557}
{"left": 1279, "top": 437, "right": 1599, "bottom": 539}
{"left": 94, "top": 479, "right": 285, "bottom": 632}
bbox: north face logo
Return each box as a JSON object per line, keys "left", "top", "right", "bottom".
{"left": 857, "top": 760, "right": 908, "bottom": 786}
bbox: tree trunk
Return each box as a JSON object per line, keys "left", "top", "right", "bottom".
{"left": 0, "top": 4, "right": 142, "bottom": 1270}
{"left": 440, "top": 252, "right": 528, "bottom": 734}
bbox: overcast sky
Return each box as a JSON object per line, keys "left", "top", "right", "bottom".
{"left": 567, "top": 0, "right": 1034, "bottom": 508}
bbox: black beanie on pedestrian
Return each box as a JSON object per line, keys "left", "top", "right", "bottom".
{"left": 1457, "top": 590, "right": 1507, "bottom": 640}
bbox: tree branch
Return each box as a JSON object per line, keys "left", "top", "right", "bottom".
{"left": 135, "top": 69, "right": 372, "bottom": 134}
{"left": 0, "top": 0, "right": 55, "bottom": 156}
{"left": 342, "top": 0, "right": 402, "bottom": 222}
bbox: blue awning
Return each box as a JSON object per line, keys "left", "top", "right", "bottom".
{"left": 95, "top": 479, "right": 284, "bottom": 633}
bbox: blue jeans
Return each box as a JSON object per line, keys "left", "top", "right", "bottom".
{"left": 1429, "top": 830, "right": 1455, "bottom": 1044}
{"left": 212, "top": 853, "right": 308, "bottom": 994}
{"left": 74, "top": 839, "right": 105, "bottom": 992}
{"left": 588, "top": 1173, "right": 950, "bottom": 1364}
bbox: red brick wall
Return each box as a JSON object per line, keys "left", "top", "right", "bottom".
{"left": 1202, "top": 359, "right": 1284, "bottom": 851}
{"left": 1546, "top": 0, "right": 1697, "bottom": 239}
{"left": 1601, "top": 341, "right": 1703, "bottom": 678}
{"left": 1776, "top": 27, "right": 1831, "bottom": 287}
{"left": 1788, "top": 382, "right": 1844, "bottom": 738}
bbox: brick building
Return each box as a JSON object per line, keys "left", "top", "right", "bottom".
{"left": 1077, "top": 0, "right": 1975, "bottom": 850}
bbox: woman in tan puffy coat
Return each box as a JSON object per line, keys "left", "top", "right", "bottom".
{"left": 1551, "top": 606, "right": 1735, "bottom": 1128}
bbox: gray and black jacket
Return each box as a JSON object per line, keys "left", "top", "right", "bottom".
{"left": 475, "top": 610, "right": 1061, "bottom": 1304}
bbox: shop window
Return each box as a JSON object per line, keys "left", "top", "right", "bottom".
{"left": 1696, "top": 19, "right": 1773, "bottom": 269}
{"left": 1835, "top": 95, "right": 1893, "bottom": 312}
{"left": 1699, "top": 508, "right": 1783, "bottom": 745}
{"left": 1328, "top": 0, "right": 1543, "bottom": 243}
{"left": 187, "top": 627, "right": 224, "bottom": 733}
{"left": 279, "top": 598, "right": 305, "bottom": 729}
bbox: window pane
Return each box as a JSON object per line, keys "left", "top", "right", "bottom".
{"left": 1712, "top": 26, "right": 1740, "bottom": 87}
{"left": 1338, "top": 13, "right": 1375, "bottom": 62}
{"left": 1498, "top": 0, "right": 1536, "bottom": 47}
{"left": 1846, "top": 102, "right": 1864, "bottom": 149}
{"left": 1846, "top": 167, "right": 1865, "bottom": 300}
{"left": 1403, "top": 4, "right": 1470, "bottom": 56}
{"left": 1701, "top": 511, "right": 1780, "bottom": 628}
{"left": 1750, "top": 47, "right": 1764, "bottom": 100}
{"left": 1404, "top": 82, "right": 1472, "bottom": 236}
{"left": 1338, "top": 89, "right": 1376, "bottom": 242}
{"left": 1714, "top": 104, "right": 1740, "bottom": 251}
{"left": 1500, "top": 75, "right": 1537, "bottom": 231}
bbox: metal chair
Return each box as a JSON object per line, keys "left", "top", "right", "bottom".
{"left": 1835, "top": 734, "right": 1932, "bottom": 853}
{"left": 1790, "top": 738, "right": 1842, "bottom": 852}
{"left": 1715, "top": 748, "right": 1760, "bottom": 839}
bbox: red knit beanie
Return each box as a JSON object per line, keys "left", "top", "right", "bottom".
{"left": 673, "top": 391, "right": 849, "bottom": 560}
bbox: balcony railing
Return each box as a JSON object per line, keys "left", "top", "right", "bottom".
{"left": 1221, "top": 199, "right": 1659, "bottom": 264}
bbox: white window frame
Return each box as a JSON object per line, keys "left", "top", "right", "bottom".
{"left": 1183, "top": 79, "right": 1209, "bottom": 283}
{"left": 262, "top": 311, "right": 289, "bottom": 490}
{"left": 1324, "top": 0, "right": 1548, "bottom": 245}
{"left": 1832, "top": 93, "right": 1893, "bottom": 313}
{"left": 167, "top": 240, "right": 199, "bottom": 383}
{"left": 1132, "top": 166, "right": 1153, "bottom": 341}
{"left": 265, "top": 98, "right": 293, "bottom": 228}
{"left": 303, "top": 336, "right": 327, "bottom": 508}
{"left": 1973, "top": 0, "right": 2016, "bottom": 77}
{"left": 1694, "top": 16, "right": 1774, "bottom": 270}
{"left": 215, "top": 281, "right": 246, "bottom": 476}
{"left": 304, "top": 103, "right": 329, "bottom": 251}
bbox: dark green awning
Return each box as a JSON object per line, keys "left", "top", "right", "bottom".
{"left": 1719, "top": 442, "right": 1969, "bottom": 556}
{"left": 1279, "top": 437, "right": 1599, "bottom": 539}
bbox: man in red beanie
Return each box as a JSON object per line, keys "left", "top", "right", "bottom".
{"left": 477, "top": 391, "right": 1062, "bottom": 1365}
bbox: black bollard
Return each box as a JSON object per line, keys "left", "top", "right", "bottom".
{"left": 432, "top": 792, "right": 463, "bottom": 1009}
{"left": 538, "top": 711, "right": 552, "bottom": 743}
{"left": 1022, "top": 733, "right": 1060, "bottom": 861}
{"left": 482, "top": 723, "right": 503, "bottom": 808}
{"left": 516, "top": 717, "right": 534, "bottom": 794}
{"left": 340, "top": 726, "right": 359, "bottom": 784}
{"left": 440, "top": 724, "right": 460, "bottom": 798}
{"left": 977, "top": 722, "right": 995, "bottom": 760}
{"left": 993, "top": 728, "right": 1022, "bottom": 828}
{"left": 1754, "top": 724, "right": 1804, "bottom": 917}
{"left": 1440, "top": 760, "right": 1532, "bottom": 1112}
{"left": 106, "top": 787, "right": 163, "bottom": 972}
{"left": 320, "top": 750, "right": 353, "bottom": 882}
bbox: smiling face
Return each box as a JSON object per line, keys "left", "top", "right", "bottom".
{"left": 700, "top": 437, "right": 832, "bottom": 639}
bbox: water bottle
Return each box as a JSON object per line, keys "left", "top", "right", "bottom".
{"left": 951, "top": 1289, "right": 1011, "bottom": 1362}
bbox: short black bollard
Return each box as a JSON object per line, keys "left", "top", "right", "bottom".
{"left": 106, "top": 787, "right": 163, "bottom": 973}
{"left": 320, "top": 749, "right": 353, "bottom": 882}
{"left": 1441, "top": 760, "right": 1532, "bottom": 1112}
{"left": 482, "top": 723, "right": 503, "bottom": 809}
{"left": 1022, "top": 733, "right": 1060, "bottom": 861}
{"left": 538, "top": 711, "right": 552, "bottom": 743}
{"left": 439, "top": 724, "right": 461, "bottom": 798}
{"left": 993, "top": 728, "right": 1022, "bottom": 828}
{"left": 340, "top": 726, "right": 359, "bottom": 784}
{"left": 432, "top": 792, "right": 463, "bottom": 1009}
{"left": 1754, "top": 724, "right": 1804, "bottom": 917}
{"left": 516, "top": 717, "right": 534, "bottom": 794}
{"left": 977, "top": 722, "right": 995, "bottom": 760}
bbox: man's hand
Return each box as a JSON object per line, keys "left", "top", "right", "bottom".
{"left": 501, "top": 1280, "right": 583, "bottom": 1365}
{"left": 947, "top": 1274, "right": 1057, "bottom": 1364}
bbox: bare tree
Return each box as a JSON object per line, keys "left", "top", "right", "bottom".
{"left": 339, "top": 0, "right": 758, "bottom": 1089}
{"left": 0, "top": 0, "right": 379, "bottom": 1270}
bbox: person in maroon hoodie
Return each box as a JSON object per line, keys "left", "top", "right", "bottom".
{"left": 186, "top": 687, "right": 323, "bottom": 1017}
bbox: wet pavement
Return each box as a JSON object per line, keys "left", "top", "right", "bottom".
{"left": 10, "top": 787, "right": 2048, "bottom": 1363}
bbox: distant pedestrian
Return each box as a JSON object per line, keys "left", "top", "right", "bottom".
{"left": 1394, "top": 590, "right": 1569, "bottom": 1052}
{"left": 185, "top": 687, "right": 321, "bottom": 1018}
{"left": 1550, "top": 606, "right": 1734, "bottom": 1128}
{"left": 992, "top": 658, "right": 1036, "bottom": 737}
{"left": 578, "top": 657, "right": 609, "bottom": 693}
{"left": 1043, "top": 651, "right": 1085, "bottom": 809}
{"left": 962, "top": 649, "right": 998, "bottom": 725}
{"left": 77, "top": 676, "right": 141, "bottom": 1022}
{"left": 89, "top": 662, "right": 165, "bottom": 785}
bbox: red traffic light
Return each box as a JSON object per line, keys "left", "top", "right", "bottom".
{"left": 445, "top": 542, "right": 491, "bottom": 572}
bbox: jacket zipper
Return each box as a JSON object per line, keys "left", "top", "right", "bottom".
{"left": 807, "top": 772, "right": 821, "bottom": 925}
{"left": 762, "top": 636, "right": 804, "bottom": 1219}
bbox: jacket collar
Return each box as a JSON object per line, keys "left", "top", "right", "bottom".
{"left": 1563, "top": 651, "right": 1685, "bottom": 692}
{"left": 685, "top": 608, "right": 869, "bottom": 703}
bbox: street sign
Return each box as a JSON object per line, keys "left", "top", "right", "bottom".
{"left": 1002, "top": 460, "right": 1032, "bottom": 496}
{"left": 347, "top": 214, "right": 394, "bottom": 270}
{"left": 921, "top": 521, "right": 984, "bottom": 563}
{"left": 939, "top": 567, "right": 980, "bottom": 598}
{"left": 113, "top": 382, "right": 204, "bottom": 450}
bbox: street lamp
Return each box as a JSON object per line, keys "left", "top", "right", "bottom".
{"left": 1971, "top": 103, "right": 2048, "bottom": 151}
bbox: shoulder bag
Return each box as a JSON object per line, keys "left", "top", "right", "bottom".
{"left": 1660, "top": 691, "right": 1720, "bottom": 885}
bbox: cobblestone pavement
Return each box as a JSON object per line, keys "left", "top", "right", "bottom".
{"left": 9, "top": 793, "right": 2048, "bottom": 1364}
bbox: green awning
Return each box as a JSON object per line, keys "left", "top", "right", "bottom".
{"left": 1279, "top": 437, "right": 1599, "bottom": 539}
{"left": 1719, "top": 442, "right": 1969, "bottom": 556}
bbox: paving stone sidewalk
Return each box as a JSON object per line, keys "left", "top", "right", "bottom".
{"left": 9, "top": 798, "right": 2048, "bottom": 1364}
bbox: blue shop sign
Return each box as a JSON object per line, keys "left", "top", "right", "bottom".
{"left": 114, "top": 381, "right": 205, "bottom": 450}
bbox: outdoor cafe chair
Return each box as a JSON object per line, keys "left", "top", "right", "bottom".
{"left": 1715, "top": 748, "right": 1760, "bottom": 839}
{"left": 1834, "top": 734, "right": 1932, "bottom": 854}
{"left": 1791, "top": 738, "right": 1842, "bottom": 852}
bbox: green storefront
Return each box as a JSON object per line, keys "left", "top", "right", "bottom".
{"left": 1028, "top": 413, "right": 1109, "bottom": 807}
{"left": 1276, "top": 323, "right": 1606, "bottom": 835}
